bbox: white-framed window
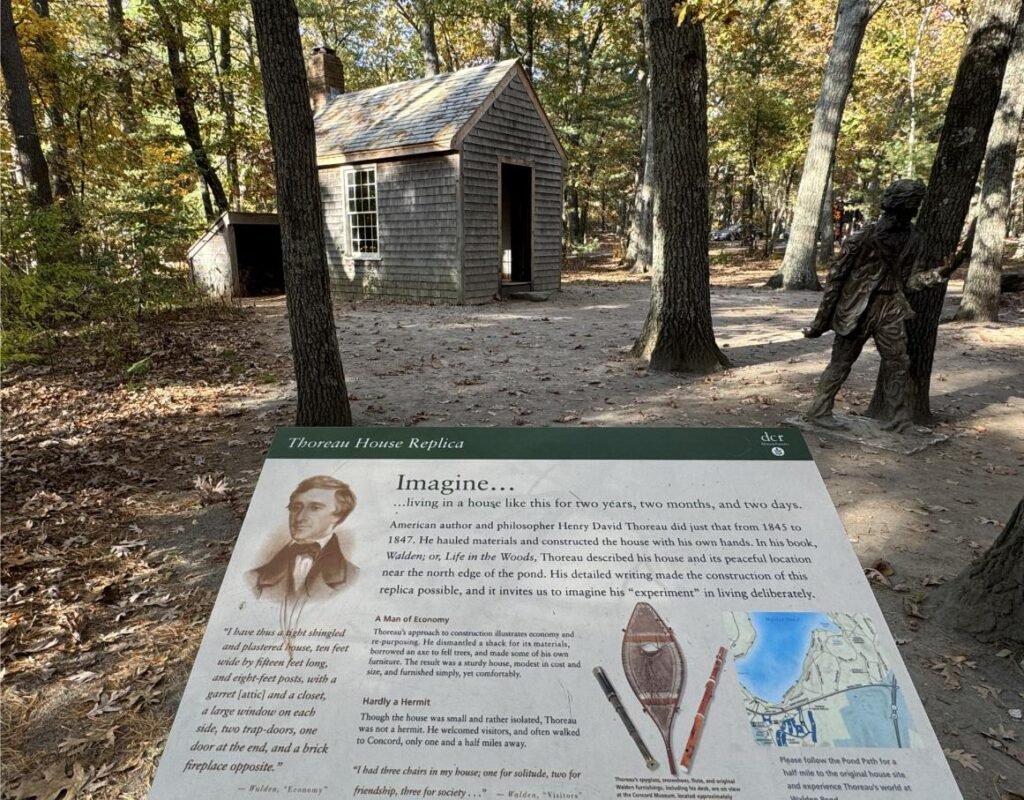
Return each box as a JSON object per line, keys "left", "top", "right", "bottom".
{"left": 343, "top": 165, "right": 379, "bottom": 258}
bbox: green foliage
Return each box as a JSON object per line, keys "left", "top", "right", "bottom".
{"left": 0, "top": 0, "right": 969, "bottom": 359}
{"left": 706, "top": 0, "right": 811, "bottom": 235}
{"left": 0, "top": 173, "right": 201, "bottom": 366}
{"left": 675, "top": 0, "right": 742, "bottom": 25}
{"left": 841, "top": 0, "right": 966, "bottom": 214}
{"left": 126, "top": 356, "right": 153, "bottom": 377}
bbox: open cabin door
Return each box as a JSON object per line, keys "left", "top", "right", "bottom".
{"left": 500, "top": 163, "right": 532, "bottom": 285}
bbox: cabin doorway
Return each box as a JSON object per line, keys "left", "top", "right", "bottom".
{"left": 235, "top": 223, "right": 284, "bottom": 295}
{"left": 500, "top": 163, "right": 532, "bottom": 285}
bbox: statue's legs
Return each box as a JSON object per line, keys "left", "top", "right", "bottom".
{"left": 805, "top": 332, "right": 868, "bottom": 426}
{"left": 871, "top": 310, "right": 912, "bottom": 430}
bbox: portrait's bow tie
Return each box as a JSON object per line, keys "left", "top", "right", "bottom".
{"left": 289, "top": 541, "right": 322, "bottom": 559}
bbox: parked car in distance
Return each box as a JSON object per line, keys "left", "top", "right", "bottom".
{"left": 711, "top": 223, "right": 764, "bottom": 241}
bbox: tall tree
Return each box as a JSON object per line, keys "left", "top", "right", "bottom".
{"left": 205, "top": 14, "right": 241, "bottom": 205}
{"left": 106, "top": 0, "right": 136, "bottom": 131}
{"left": 935, "top": 496, "right": 1024, "bottom": 645}
{"left": 29, "top": 0, "right": 74, "bottom": 205}
{"left": 867, "top": 0, "right": 1023, "bottom": 423}
{"left": 395, "top": 0, "right": 441, "bottom": 75}
{"left": 624, "top": 67, "right": 653, "bottom": 274}
{"left": 1, "top": 0, "right": 52, "bottom": 208}
{"left": 558, "top": 10, "right": 606, "bottom": 245}
{"left": 955, "top": 15, "right": 1024, "bottom": 322}
{"left": 221, "top": 22, "right": 240, "bottom": 204}
{"left": 816, "top": 164, "right": 834, "bottom": 267}
{"left": 905, "top": 2, "right": 934, "bottom": 178}
{"left": 250, "top": 0, "right": 352, "bottom": 426}
{"left": 150, "top": 0, "right": 229, "bottom": 220}
{"left": 633, "top": 0, "right": 728, "bottom": 372}
{"left": 775, "top": 0, "right": 880, "bottom": 290}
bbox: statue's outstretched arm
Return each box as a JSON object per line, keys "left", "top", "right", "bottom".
{"left": 906, "top": 221, "right": 972, "bottom": 291}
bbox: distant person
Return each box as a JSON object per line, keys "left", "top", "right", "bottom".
{"left": 251, "top": 476, "right": 358, "bottom": 638}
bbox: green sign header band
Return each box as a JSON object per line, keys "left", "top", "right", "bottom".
{"left": 268, "top": 427, "right": 811, "bottom": 461}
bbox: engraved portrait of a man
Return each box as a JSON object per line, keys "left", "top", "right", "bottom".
{"left": 250, "top": 476, "right": 358, "bottom": 634}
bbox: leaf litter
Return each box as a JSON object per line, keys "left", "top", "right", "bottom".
{"left": 2, "top": 275, "right": 1022, "bottom": 798}
{"left": 1, "top": 306, "right": 283, "bottom": 798}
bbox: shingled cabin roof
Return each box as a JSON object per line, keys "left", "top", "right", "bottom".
{"left": 313, "top": 59, "right": 566, "bottom": 165}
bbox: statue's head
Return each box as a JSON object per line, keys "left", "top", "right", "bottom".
{"left": 880, "top": 179, "right": 926, "bottom": 216}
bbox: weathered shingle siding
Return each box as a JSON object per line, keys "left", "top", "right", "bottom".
{"left": 189, "top": 228, "right": 235, "bottom": 297}
{"left": 461, "top": 74, "right": 563, "bottom": 304}
{"left": 320, "top": 155, "right": 460, "bottom": 302}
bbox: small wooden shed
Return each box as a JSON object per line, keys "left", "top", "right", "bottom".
{"left": 314, "top": 59, "right": 567, "bottom": 303}
{"left": 187, "top": 211, "right": 284, "bottom": 298}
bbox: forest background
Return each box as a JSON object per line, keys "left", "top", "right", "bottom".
{"left": 0, "top": 0, "right": 976, "bottom": 363}
{"left": 3, "top": 0, "right": 1024, "bottom": 798}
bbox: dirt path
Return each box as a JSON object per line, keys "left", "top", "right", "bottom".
{"left": 2, "top": 266, "right": 1022, "bottom": 799}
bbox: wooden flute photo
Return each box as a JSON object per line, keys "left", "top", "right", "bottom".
{"left": 680, "top": 646, "right": 727, "bottom": 774}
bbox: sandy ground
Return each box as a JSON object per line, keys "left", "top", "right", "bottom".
{"left": 237, "top": 267, "right": 1024, "bottom": 797}
{"left": 3, "top": 258, "right": 1023, "bottom": 799}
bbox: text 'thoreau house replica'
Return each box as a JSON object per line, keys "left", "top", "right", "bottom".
{"left": 313, "top": 56, "right": 566, "bottom": 303}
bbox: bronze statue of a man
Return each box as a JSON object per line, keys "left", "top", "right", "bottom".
{"left": 803, "top": 179, "right": 951, "bottom": 431}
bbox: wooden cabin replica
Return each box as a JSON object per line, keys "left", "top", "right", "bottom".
{"left": 313, "top": 57, "right": 566, "bottom": 303}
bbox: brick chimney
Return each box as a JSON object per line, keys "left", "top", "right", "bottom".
{"left": 307, "top": 46, "right": 344, "bottom": 112}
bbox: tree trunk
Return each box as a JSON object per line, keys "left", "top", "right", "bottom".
{"left": 1009, "top": 146, "right": 1024, "bottom": 239}
{"left": 106, "top": 0, "right": 135, "bottom": 131}
{"left": 566, "top": 184, "right": 583, "bottom": 244}
{"left": 150, "top": 0, "right": 229, "bottom": 220}
{"left": 523, "top": 0, "right": 536, "bottom": 75}
{"left": 37, "top": 84, "right": 72, "bottom": 205}
{"left": 778, "top": 0, "right": 874, "bottom": 290}
{"left": 208, "top": 19, "right": 241, "bottom": 206}
{"left": 955, "top": 16, "right": 1024, "bottom": 322}
{"left": 625, "top": 72, "right": 654, "bottom": 275}
{"left": 250, "top": 0, "right": 352, "bottom": 427}
{"left": 1, "top": 0, "right": 53, "bottom": 208}
{"left": 867, "top": 0, "right": 1023, "bottom": 424}
{"left": 816, "top": 158, "right": 835, "bottom": 268}
{"left": 397, "top": 0, "right": 441, "bottom": 76}
{"left": 29, "top": 0, "right": 74, "bottom": 206}
{"left": 495, "top": 15, "right": 513, "bottom": 60}
{"left": 720, "top": 169, "right": 734, "bottom": 227}
{"left": 934, "top": 497, "right": 1024, "bottom": 645}
{"left": 906, "top": 3, "right": 934, "bottom": 177}
{"left": 633, "top": 0, "right": 727, "bottom": 373}
{"left": 418, "top": 15, "right": 440, "bottom": 75}
{"left": 220, "top": 23, "right": 240, "bottom": 205}
{"left": 742, "top": 153, "right": 756, "bottom": 251}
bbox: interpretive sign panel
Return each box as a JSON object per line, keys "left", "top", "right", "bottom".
{"left": 149, "top": 427, "right": 963, "bottom": 800}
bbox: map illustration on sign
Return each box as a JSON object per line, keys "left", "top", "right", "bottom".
{"left": 726, "top": 611, "right": 921, "bottom": 749}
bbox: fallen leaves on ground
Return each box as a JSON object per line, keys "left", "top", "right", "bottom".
{"left": 943, "top": 748, "right": 984, "bottom": 772}
{"left": 1, "top": 306, "right": 287, "bottom": 798}
{"left": 929, "top": 655, "right": 976, "bottom": 690}
{"left": 8, "top": 761, "right": 91, "bottom": 800}
{"left": 983, "top": 724, "right": 1017, "bottom": 742}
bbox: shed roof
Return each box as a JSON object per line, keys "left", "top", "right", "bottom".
{"left": 186, "top": 210, "right": 278, "bottom": 260}
{"left": 314, "top": 60, "right": 565, "bottom": 165}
